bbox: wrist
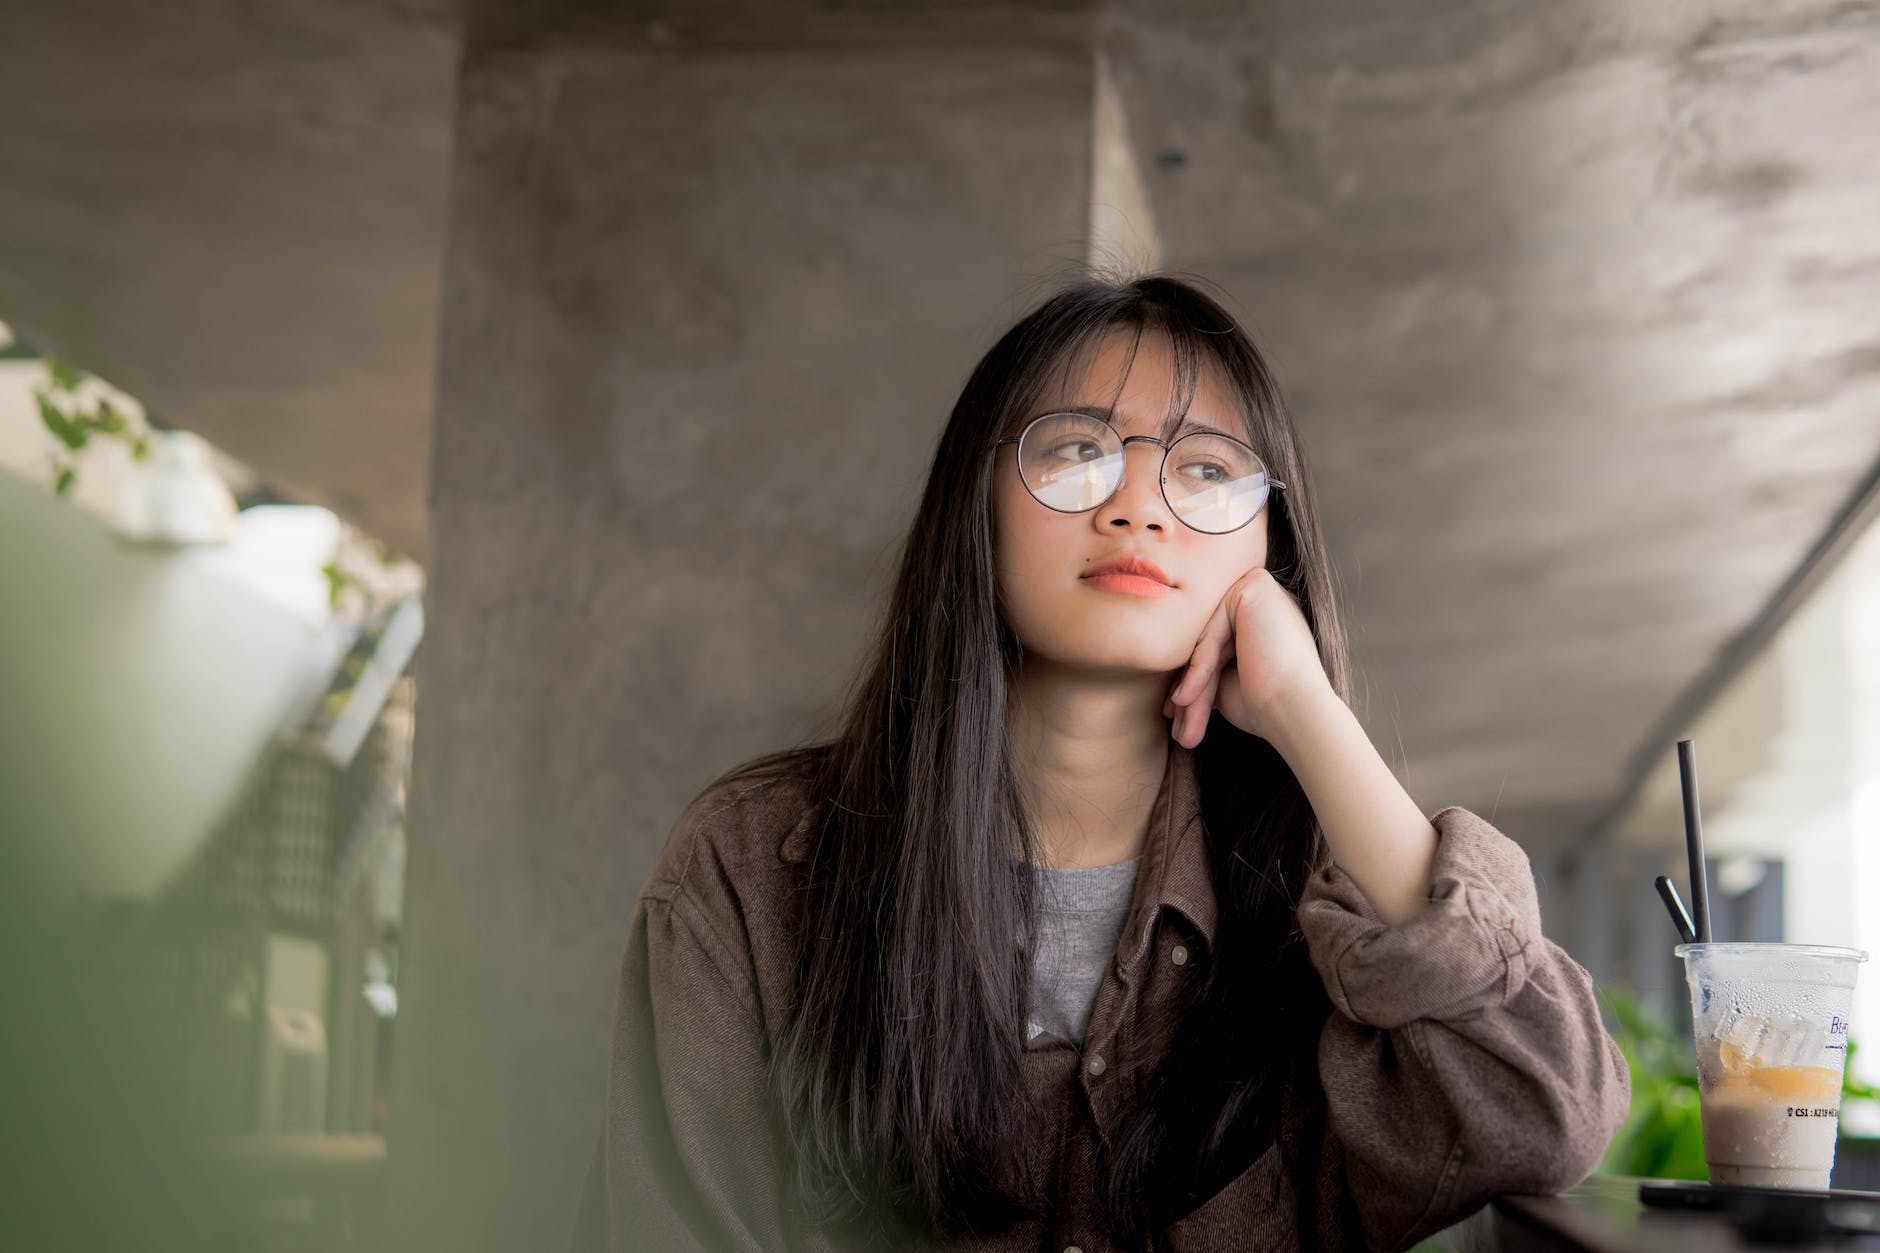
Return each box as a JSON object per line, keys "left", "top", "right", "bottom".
{"left": 1260, "top": 677, "right": 1347, "bottom": 759}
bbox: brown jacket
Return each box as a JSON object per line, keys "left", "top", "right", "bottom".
{"left": 568, "top": 743, "right": 1629, "bottom": 1252}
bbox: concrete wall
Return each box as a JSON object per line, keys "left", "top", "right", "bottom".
{"left": 387, "top": 37, "right": 1096, "bottom": 1250}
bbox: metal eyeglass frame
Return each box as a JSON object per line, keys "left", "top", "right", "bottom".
{"left": 995, "top": 411, "right": 1287, "bottom": 535}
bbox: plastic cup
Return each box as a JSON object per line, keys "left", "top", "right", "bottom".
{"left": 1675, "top": 942, "right": 1868, "bottom": 1189}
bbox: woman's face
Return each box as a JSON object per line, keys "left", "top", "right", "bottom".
{"left": 992, "top": 331, "right": 1270, "bottom": 677}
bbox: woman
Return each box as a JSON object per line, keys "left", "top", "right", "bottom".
{"left": 568, "top": 275, "right": 1630, "bottom": 1252}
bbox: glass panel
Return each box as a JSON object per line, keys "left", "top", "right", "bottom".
{"left": 1019, "top": 414, "right": 1124, "bottom": 512}
{"left": 1164, "top": 433, "right": 1267, "bottom": 532}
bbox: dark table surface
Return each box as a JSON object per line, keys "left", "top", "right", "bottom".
{"left": 1488, "top": 1176, "right": 1880, "bottom": 1251}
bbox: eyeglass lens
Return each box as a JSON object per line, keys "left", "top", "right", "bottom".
{"left": 1015, "top": 412, "right": 1272, "bottom": 534}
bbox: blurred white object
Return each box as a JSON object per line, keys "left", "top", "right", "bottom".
{"left": 219, "top": 504, "right": 345, "bottom": 623}
{"left": 319, "top": 596, "right": 424, "bottom": 766}
{"left": 362, "top": 980, "right": 398, "bottom": 1018}
{"left": 115, "top": 429, "right": 238, "bottom": 545}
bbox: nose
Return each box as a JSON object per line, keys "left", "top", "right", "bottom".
{"left": 1091, "top": 439, "right": 1172, "bottom": 533}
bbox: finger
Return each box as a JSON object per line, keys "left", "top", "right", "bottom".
{"left": 1173, "top": 567, "right": 1269, "bottom": 718}
{"left": 1178, "top": 620, "right": 1238, "bottom": 716}
{"left": 1186, "top": 675, "right": 1219, "bottom": 746}
{"left": 1165, "top": 667, "right": 1199, "bottom": 720}
{"left": 1171, "top": 700, "right": 1190, "bottom": 745}
{"left": 1177, "top": 670, "right": 1222, "bottom": 747}
{"left": 1172, "top": 597, "right": 1236, "bottom": 705}
{"left": 1166, "top": 678, "right": 1188, "bottom": 725}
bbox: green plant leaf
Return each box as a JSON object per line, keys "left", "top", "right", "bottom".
{"left": 94, "top": 399, "right": 128, "bottom": 436}
{"left": 322, "top": 562, "right": 349, "bottom": 610}
{"left": 45, "top": 354, "right": 83, "bottom": 393}
{"left": 131, "top": 438, "right": 151, "bottom": 462}
{"left": 54, "top": 466, "right": 76, "bottom": 497}
{"left": 1847, "top": 1039, "right": 1880, "bottom": 1105}
{"left": 35, "top": 394, "right": 87, "bottom": 451}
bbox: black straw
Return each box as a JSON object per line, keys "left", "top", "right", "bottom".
{"left": 1654, "top": 875, "right": 1698, "bottom": 945}
{"left": 1676, "top": 739, "right": 1713, "bottom": 944}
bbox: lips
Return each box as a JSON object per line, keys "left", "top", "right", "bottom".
{"left": 1081, "top": 555, "right": 1173, "bottom": 586}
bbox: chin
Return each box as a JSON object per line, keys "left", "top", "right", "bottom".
{"left": 1030, "top": 635, "right": 1189, "bottom": 677}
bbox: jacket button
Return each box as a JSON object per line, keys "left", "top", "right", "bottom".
{"left": 1085, "top": 1053, "right": 1106, "bottom": 1077}
{"left": 1171, "top": 944, "right": 1189, "bottom": 966}
{"left": 1065, "top": 1246, "right": 1085, "bottom": 1253}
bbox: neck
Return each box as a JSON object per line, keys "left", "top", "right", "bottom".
{"left": 1008, "top": 658, "right": 1173, "bottom": 869}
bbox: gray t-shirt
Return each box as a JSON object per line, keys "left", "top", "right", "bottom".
{"left": 1026, "top": 857, "right": 1140, "bottom": 1045}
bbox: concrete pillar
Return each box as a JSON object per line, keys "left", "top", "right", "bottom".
{"left": 1568, "top": 844, "right": 1617, "bottom": 987}
{"left": 386, "top": 30, "right": 1093, "bottom": 1252}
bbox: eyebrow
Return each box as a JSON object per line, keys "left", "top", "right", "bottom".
{"left": 1049, "top": 404, "right": 1229, "bottom": 438}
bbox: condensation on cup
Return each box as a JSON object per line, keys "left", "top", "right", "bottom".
{"left": 1675, "top": 942, "right": 1868, "bottom": 1190}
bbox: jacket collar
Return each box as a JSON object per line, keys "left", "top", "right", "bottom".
{"left": 779, "top": 742, "right": 1218, "bottom": 956}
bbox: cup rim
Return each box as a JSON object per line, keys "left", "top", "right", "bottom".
{"left": 1674, "top": 941, "right": 1869, "bottom": 963}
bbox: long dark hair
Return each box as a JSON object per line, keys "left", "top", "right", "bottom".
{"left": 743, "top": 273, "right": 1352, "bottom": 1248}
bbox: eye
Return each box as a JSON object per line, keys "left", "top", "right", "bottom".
{"left": 1174, "top": 458, "right": 1231, "bottom": 484}
{"left": 1046, "top": 439, "right": 1107, "bottom": 463}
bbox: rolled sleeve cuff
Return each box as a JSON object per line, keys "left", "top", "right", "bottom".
{"left": 1297, "top": 806, "right": 1546, "bottom": 1029}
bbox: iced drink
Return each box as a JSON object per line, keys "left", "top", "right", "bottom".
{"left": 1675, "top": 942, "right": 1867, "bottom": 1189}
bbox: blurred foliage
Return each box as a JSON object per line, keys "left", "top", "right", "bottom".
{"left": 1597, "top": 983, "right": 1707, "bottom": 1179}
{"left": 320, "top": 650, "right": 371, "bottom": 720}
{"left": 1596, "top": 983, "right": 1880, "bottom": 1180}
{"left": 322, "top": 559, "right": 354, "bottom": 610}
{"left": 324, "top": 534, "right": 408, "bottom": 611}
{"left": 32, "top": 353, "right": 151, "bottom": 496}
{"left": 1848, "top": 1039, "right": 1880, "bottom": 1105}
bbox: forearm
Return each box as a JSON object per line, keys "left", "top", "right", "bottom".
{"left": 1264, "top": 686, "right": 1437, "bottom": 926}
{"left": 1299, "top": 802, "right": 1634, "bottom": 1243}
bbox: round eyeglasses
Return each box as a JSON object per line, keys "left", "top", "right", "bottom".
{"left": 996, "top": 411, "right": 1285, "bottom": 535}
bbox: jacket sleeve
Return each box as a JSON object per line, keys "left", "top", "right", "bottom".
{"left": 566, "top": 888, "right": 791, "bottom": 1253}
{"left": 1296, "top": 806, "right": 1630, "bottom": 1253}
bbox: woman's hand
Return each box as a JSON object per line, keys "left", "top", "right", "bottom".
{"left": 1163, "top": 567, "right": 1335, "bottom": 749}
{"left": 1164, "top": 566, "right": 1440, "bottom": 924}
